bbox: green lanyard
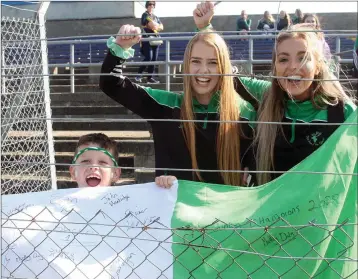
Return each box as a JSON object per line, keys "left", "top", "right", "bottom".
{"left": 72, "top": 147, "right": 118, "bottom": 167}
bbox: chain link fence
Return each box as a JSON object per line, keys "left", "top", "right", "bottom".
{"left": 1, "top": 12, "right": 56, "bottom": 195}
{"left": 2, "top": 206, "right": 357, "bottom": 279}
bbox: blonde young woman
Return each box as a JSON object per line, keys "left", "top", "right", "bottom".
{"left": 257, "top": 11, "right": 275, "bottom": 32}
{"left": 239, "top": 25, "right": 356, "bottom": 185}
{"left": 99, "top": 24, "right": 255, "bottom": 187}
{"left": 303, "top": 14, "right": 332, "bottom": 62}
{"left": 194, "top": 5, "right": 356, "bottom": 186}
{"left": 277, "top": 10, "right": 291, "bottom": 31}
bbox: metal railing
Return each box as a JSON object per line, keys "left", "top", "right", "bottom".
{"left": 47, "top": 33, "right": 357, "bottom": 93}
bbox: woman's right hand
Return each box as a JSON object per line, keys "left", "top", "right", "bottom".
{"left": 115, "top": 24, "right": 141, "bottom": 50}
{"left": 193, "top": 1, "right": 214, "bottom": 30}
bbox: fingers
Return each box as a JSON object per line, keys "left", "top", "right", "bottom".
{"left": 118, "top": 24, "right": 141, "bottom": 41}
{"left": 196, "top": 3, "right": 204, "bottom": 17}
{"left": 155, "top": 176, "right": 177, "bottom": 189}
{"left": 196, "top": 2, "right": 213, "bottom": 17}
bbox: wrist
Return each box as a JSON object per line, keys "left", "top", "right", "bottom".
{"left": 195, "top": 23, "right": 213, "bottom": 32}
{"left": 107, "top": 36, "right": 135, "bottom": 59}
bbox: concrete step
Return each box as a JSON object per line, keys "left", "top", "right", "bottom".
{"left": 11, "top": 121, "right": 150, "bottom": 132}
{"left": 49, "top": 82, "right": 184, "bottom": 93}
{"left": 53, "top": 130, "right": 152, "bottom": 140}
{"left": 2, "top": 138, "right": 154, "bottom": 168}
{"left": 50, "top": 78, "right": 89, "bottom": 86}
{"left": 4, "top": 130, "right": 151, "bottom": 141}
{"left": 50, "top": 92, "right": 120, "bottom": 106}
{"left": 51, "top": 105, "right": 130, "bottom": 116}
{"left": 51, "top": 115, "right": 150, "bottom": 131}
{"left": 134, "top": 169, "right": 155, "bottom": 184}
{"left": 50, "top": 84, "right": 101, "bottom": 93}
{"left": 55, "top": 67, "right": 90, "bottom": 74}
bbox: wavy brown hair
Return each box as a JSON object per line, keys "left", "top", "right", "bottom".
{"left": 181, "top": 31, "right": 242, "bottom": 186}
{"left": 255, "top": 24, "right": 350, "bottom": 185}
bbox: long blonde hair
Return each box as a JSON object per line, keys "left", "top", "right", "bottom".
{"left": 264, "top": 11, "right": 275, "bottom": 23}
{"left": 181, "top": 31, "right": 241, "bottom": 186}
{"left": 255, "top": 24, "right": 350, "bottom": 185}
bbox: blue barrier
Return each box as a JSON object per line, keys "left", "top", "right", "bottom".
{"left": 47, "top": 36, "right": 355, "bottom": 65}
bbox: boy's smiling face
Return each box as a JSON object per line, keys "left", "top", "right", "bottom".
{"left": 69, "top": 143, "right": 120, "bottom": 188}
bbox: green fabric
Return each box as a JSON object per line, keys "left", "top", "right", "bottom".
{"left": 238, "top": 76, "right": 356, "bottom": 121}
{"left": 192, "top": 91, "right": 220, "bottom": 113}
{"left": 354, "top": 37, "right": 358, "bottom": 51}
{"left": 171, "top": 110, "right": 357, "bottom": 278}
{"left": 238, "top": 77, "right": 271, "bottom": 102}
{"left": 239, "top": 101, "right": 257, "bottom": 129}
{"left": 290, "top": 118, "right": 296, "bottom": 143}
{"left": 143, "top": 87, "right": 183, "bottom": 109}
{"left": 72, "top": 147, "right": 118, "bottom": 167}
{"left": 107, "top": 36, "right": 135, "bottom": 59}
{"left": 143, "top": 88, "right": 248, "bottom": 115}
{"left": 285, "top": 99, "right": 356, "bottom": 122}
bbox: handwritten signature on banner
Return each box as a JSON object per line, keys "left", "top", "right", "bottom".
{"left": 1, "top": 183, "right": 177, "bottom": 279}
{"left": 1, "top": 180, "right": 350, "bottom": 279}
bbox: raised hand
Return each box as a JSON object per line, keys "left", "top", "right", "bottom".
{"left": 193, "top": 1, "right": 215, "bottom": 30}
{"left": 115, "top": 24, "right": 141, "bottom": 50}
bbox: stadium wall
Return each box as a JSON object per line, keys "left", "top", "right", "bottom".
{"left": 44, "top": 13, "right": 357, "bottom": 38}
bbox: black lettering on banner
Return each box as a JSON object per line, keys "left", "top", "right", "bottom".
{"left": 7, "top": 203, "right": 34, "bottom": 217}
{"left": 308, "top": 194, "right": 340, "bottom": 212}
{"left": 102, "top": 193, "right": 130, "bottom": 207}
{"left": 256, "top": 205, "right": 301, "bottom": 226}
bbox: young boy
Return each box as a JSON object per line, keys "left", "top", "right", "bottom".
{"left": 70, "top": 133, "right": 177, "bottom": 188}
{"left": 70, "top": 133, "right": 121, "bottom": 187}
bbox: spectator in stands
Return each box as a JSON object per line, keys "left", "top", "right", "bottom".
{"left": 303, "top": 14, "right": 331, "bottom": 62}
{"left": 236, "top": 10, "right": 251, "bottom": 35}
{"left": 136, "top": 1, "right": 163, "bottom": 84}
{"left": 194, "top": 7, "right": 356, "bottom": 186}
{"left": 99, "top": 10, "right": 256, "bottom": 186}
{"left": 70, "top": 133, "right": 176, "bottom": 188}
{"left": 277, "top": 10, "right": 291, "bottom": 31}
{"left": 292, "top": 9, "right": 304, "bottom": 24}
{"left": 257, "top": 11, "right": 275, "bottom": 34}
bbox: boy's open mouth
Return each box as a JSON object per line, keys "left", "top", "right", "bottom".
{"left": 86, "top": 174, "right": 101, "bottom": 187}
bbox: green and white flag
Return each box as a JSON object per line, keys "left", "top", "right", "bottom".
{"left": 2, "top": 111, "right": 357, "bottom": 279}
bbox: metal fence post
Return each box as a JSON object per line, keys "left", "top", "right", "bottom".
{"left": 70, "top": 44, "right": 75, "bottom": 93}
{"left": 38, "top": 1, "right": 57, "bottom": 190}
{"left": 335, "top": 37, "right": 341, "bottom": 79}
{"left": 248, "top": 37, "right": 254, "bottom": 74}
{"left": 165, "top": 40, "right": 170, "bottom": 92}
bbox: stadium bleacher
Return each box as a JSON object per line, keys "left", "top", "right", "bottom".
{"left": 47, "top": 35, "right": 355, "bottom": 65}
